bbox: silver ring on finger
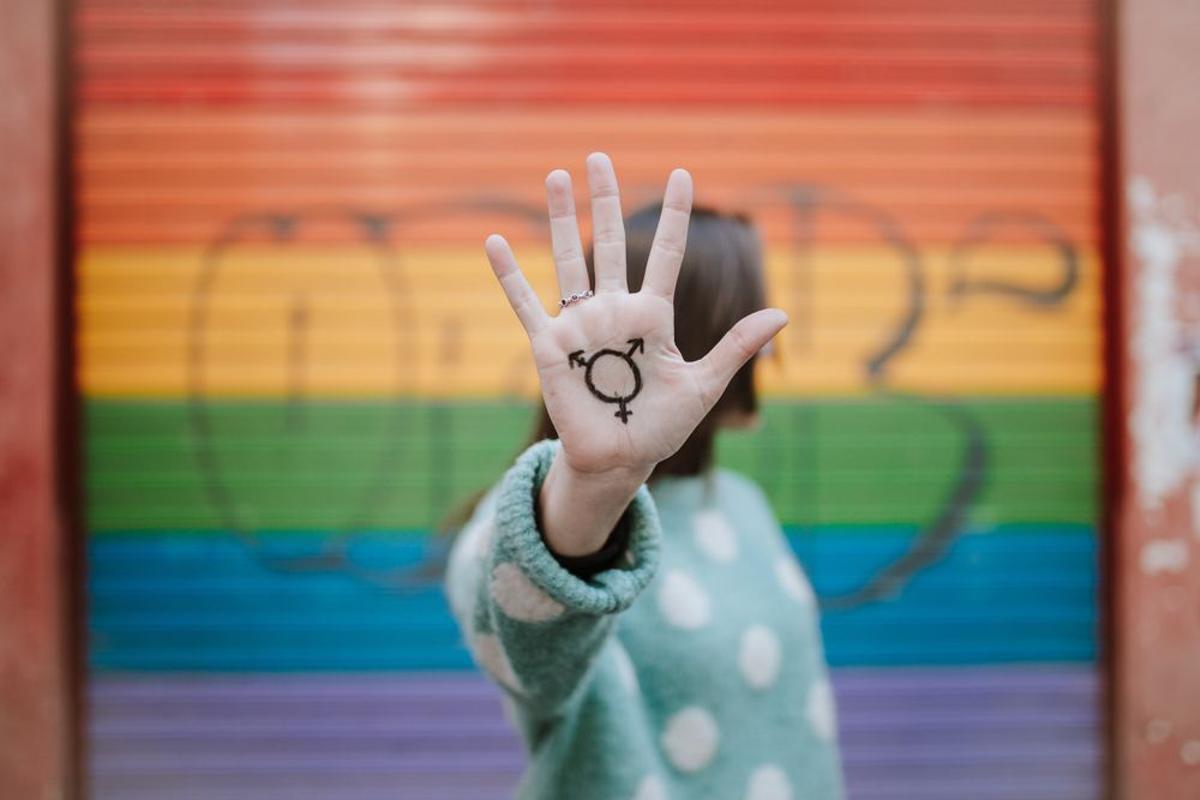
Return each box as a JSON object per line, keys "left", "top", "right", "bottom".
{"left": 560, "top": 290, "right": 594, "bottom": 309}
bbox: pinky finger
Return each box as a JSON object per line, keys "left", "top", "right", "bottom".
{"left": 485, "top": 234, "right": 549, "bottom": 336}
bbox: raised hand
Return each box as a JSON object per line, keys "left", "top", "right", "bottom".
{"left": 485, "top": 153, "right": 787, "bottom": 556}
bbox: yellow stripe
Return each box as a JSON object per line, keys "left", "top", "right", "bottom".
{"left": 78, "top": 244, "right": 1101, "bottom": 398}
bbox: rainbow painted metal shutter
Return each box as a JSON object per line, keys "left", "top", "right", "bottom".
{"left": 78, "top": 1, "right": 1103, "bottom": 797}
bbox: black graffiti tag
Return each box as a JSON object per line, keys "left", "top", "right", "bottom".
{"left": 569, "top": 338, "right": 645, "bottom": 423}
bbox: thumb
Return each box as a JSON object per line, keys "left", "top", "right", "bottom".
{"left": 696, "top": 308, "right": 788, "bottom": 402}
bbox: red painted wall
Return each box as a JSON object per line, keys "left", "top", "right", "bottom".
{"left": 0, "top": 0, "right": 71, "bottom": 796}
{"left": 1115, "top": 0, "right": 1200, "bottom": 797}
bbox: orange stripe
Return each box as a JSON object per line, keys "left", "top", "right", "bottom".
{"left": 77, "top": 108, "right": 1098, "bottom": 246}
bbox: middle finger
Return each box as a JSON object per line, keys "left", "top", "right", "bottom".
{"left": 587, "top": 152, "right": 627, "bottom": 294}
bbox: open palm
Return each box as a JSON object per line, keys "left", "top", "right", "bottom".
{"left": 485, "top": 153, "right": 787, "bottom": 476}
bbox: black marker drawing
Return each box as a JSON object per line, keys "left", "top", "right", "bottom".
{"left": 189, "top": 208, "right": 414, "bottom": 583}
{"left": 569, "top": 338, "right": 645, "bottom": 423}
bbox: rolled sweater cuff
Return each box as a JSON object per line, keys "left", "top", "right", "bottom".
{"left": 492, "top": 439, "right": 661, "bottom": 616}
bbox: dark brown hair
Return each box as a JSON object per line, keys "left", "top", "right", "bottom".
{"left": 529, "top": 203, "right": 768, "bottom": 479}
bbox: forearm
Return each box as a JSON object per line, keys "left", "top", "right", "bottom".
{"left": 447, "top": 440, "right": 662, "bottom": 716}
{"left": 538, "top": 449, "right": 653, "bottom": 558}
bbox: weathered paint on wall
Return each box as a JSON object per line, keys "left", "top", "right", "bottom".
{"left": 1116, "top": 0, "right": 1200, "bottom": 796}
{"left": 0, "top": 0, "right": 70, "bottom": 796}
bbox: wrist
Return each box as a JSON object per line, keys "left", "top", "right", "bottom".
{"left": 556, "top": 451, "right": 655, "bottom": 494}
{"left": 538, "top": 448, "right": 653, "bottom": 558}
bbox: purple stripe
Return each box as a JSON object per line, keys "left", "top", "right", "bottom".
{"left": 89, "top": 667, "right": 1100, "bottom": 800}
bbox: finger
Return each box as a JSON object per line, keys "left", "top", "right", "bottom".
{"left": 695, "top": 308, "right": 788, "bottom": 405}
{"left": 586, "top": 152, "right": 627, "bottom": 293}
{"left": 485, "top": 234, "right": 549, "bottom": 336}
{"left": 641, "top": 168, "right": 693, "bottom": 299}
{"left": 545, "top": 169, "right": 591, "bottom": 299}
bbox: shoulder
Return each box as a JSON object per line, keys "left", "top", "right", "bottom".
{"left": 692, "top": 468, "right": 780, "bottom": 541}
{"left": 712, "top": 468, "right": 775, "bottom": 514}
{"left": 650, "top": 468, "right": 777, "bottom": 526}
{"left": 708, "top": 468, "right": 793, "bottom": 550}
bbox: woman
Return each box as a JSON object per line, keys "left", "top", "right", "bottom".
{"left": 445, "top": 153, "right": 844, "bottom": 800}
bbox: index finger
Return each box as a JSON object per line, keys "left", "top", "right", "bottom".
{"left": 640, "top": 168, "right": 693, "bottom": 299}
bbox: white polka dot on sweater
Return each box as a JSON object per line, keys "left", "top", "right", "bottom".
{"left": 661, "top": 706, "right": 720, "bottom": 772}
{"left": 472, "top": 521, "right": 495, "bottom": 560}
{"left": 612, "top": 643, "right": 639, "bottom": 693}
{"left": 657, "top": 570, "right": 711, "bottom": 630}
{"left": 693, "top": 509, "right": 738, "bottom": 562}
{"left": 745, "top": 764, "right": 793, "bottom": 800}
{"left": 776, "top": 559, "right": 815, "bottom": 605}
{"left": 445, "top": 567, "right": 476, "bottom": 623}
{"left": 806, "top": 679, "right": 836, "bottom": 741}
{"left": 490, "top": 562, "right": 565, "bottom": 622}
{"left": 470, "top": 632, "right": 522, "bottom": 693}
{"left": 630, "top": 774, "right": 667, "bottom": 800}
{"left": 738, "top": 625, "right": 782, "bottom": 690}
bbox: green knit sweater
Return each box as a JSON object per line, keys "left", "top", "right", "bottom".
{"left": 445, "top": 440, "right": 845, "bottom": 799}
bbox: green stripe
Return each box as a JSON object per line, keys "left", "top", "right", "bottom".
{"left": 718, "top": 397, "right": 1097, "bottom": 525}
{"left": 86, "top": 396, "right": 1096, "bottom": 531}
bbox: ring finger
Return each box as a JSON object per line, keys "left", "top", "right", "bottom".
{"left": 545, "top": 169, "right": 591, "bottom": 300}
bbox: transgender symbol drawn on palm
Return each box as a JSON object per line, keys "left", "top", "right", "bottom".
{"left": 568, "top": 338, "right": 645, "bottom": 424}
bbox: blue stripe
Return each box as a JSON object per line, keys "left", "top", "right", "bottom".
{"left": 794, "top": 524, "right": 1097, "bottom": 665}
{"left": 88, "top": 526, "right": 1097, "bottom": 671}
